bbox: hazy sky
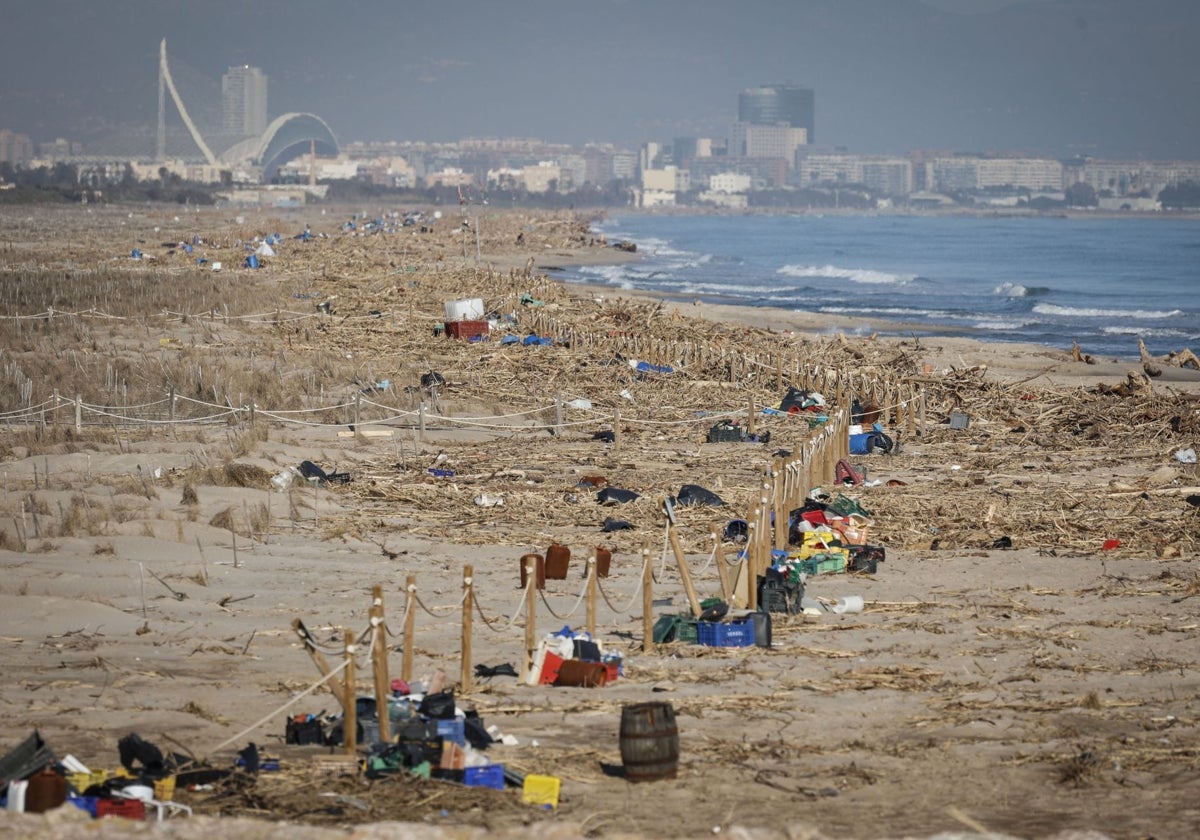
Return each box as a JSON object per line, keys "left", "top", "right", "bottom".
{"left": 2, "top": 0, "right": 1198, "bottom": 160}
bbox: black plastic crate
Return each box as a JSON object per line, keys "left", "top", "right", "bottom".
{"left": 849, "top": 544, "right": 885, "bottom": 574}
{"left": 757, "top": 575, "right": 804, "bottom": 614}
{"left": 707, "top": 423, "right": 745, "bottom": 443}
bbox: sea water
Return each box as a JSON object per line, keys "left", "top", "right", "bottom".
{"left": 554, "top": 213, "right": 1200, "bottom": 362}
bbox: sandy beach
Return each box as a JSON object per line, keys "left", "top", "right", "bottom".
{"left": 1, "top": 203, "right": 1198, "bottom": 840}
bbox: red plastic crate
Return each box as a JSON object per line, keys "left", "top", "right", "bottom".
{"left": 538, "top": 651, "right": 564, "bottom": 685}
{"left": 95, "top": 797, "right": 146, "bottom": 820}
{"left": 446, "top": 320, "right": 488, "bottom": 340}
{"left": 604, "top": 662, "right": 619, "bottom": 683}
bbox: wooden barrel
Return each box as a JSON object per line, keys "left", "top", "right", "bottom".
{"left": 619, "top": 702, "right": 679, "bottom": 782}
{"left": 545, "top": 543, "right": 570, "bottom": 579}
{"left": 519, "top": 553, "right": 545, "bottom": 590}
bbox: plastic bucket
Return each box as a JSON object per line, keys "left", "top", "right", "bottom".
{"left": 619, "top": 702, "right": 679, "bottom": 782}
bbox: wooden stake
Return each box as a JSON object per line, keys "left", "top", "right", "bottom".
{"left": 712, "top": 529, "right": 731, "bottom": 602}
{"left": 460, "top": 565, "right": 473, "bottom": 693}
{"left": 641, "top": 547, "right": 653, "bottom": 654}
{"left": 586, "top": 552, "right": 597, "bottom": 637}
{"left": 343, "top": 627, "right": 357, "bottom": 756}
{"left": 292, "top": 619, "right": 349, "bottom": 710}
{"left": 402, "top": 576, "right": 416, "bottom": 683}
{"left": 522, "top": 559, "right": 536, "bottom": 680}
{"left": 370, "top": 586, "right": 391, "bottom": 744}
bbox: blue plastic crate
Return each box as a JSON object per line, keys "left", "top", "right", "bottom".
{"left": 436, "top": 718, "right": 465, "bottom": 746}
{"left": 464, "top": 763, "right": 505, "bottom": 790}
{"left": 697, "top": 618, "right": 755, "bottom": 648}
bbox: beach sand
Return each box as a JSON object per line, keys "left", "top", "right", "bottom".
{"left": 1, "top": 204, "right": 1198, "bottom": 840}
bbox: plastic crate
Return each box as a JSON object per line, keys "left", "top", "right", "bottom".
{"left": 95, "top": 797, "right": 146, "bottom": 820}
{"left": 153, "top": 776, "right": 176, "bottom": 801}
{"left": 66, "top": 770, "right": 108, "bottom": 793}
{"left": 801, "top": 553, "right": 847, "bottom": 575}
{"left": 697, "top": 618, "right": 755, "bottom": 648}
{"left": 446, "top": 320, "right": 489, "bottom": 340}
{"left": 436, "top": 719, "right": 465, "bottom": 746}
{"left": 707, "top": 423, "right": 745, "bottom": 443}
{"left": 675, "top": 617, "right": 699, "bottom": 644}
{"left": 522, "top": 774, "right": 561, "bottom": 808}
{"left": 68, "top": 795, "right": 98, "bottom": 817}
{"left": 758, "top": 578, "right": 804, "bottom": 614}
{"left": 464, "top": 763, "right": 505, "bottom": 790}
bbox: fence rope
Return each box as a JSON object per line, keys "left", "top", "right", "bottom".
{"left": 595, "top": 552, "right": 651, "bottom": 615}
{"left": 537, "top": 577, "right": 589, "bottom": 621}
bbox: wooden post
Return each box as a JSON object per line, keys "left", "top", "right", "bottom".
{"left": 712, "top": 528, "right": 731, "bottom": 602}
{"left": 343, "top": 627, "right": 357, "bottom": 755}
{"left": 586, "top": 552, "right": 597, "bottom": 637}
{"left": 402, "top": 576, "right": 416, "bottom": 683}
{"left": 168, "top": 386, "right": 176, "bottom": 425}
{"left": 523, "top": 558, "right": 536, "bottom": 680}
{"left": 460, "top": 565, "right": 473, "bottom": 693}
{"left": 292, "top": 619, "right": 349, "bottom": 709}
{"left": 641, "top": 547, "right": 653, "bottom": 654}
{"left": 52, "top": 390, "right": 60, "bottom": 432}
{"left": 418, "top": 401, "right": 426, "bottom": 442}
{"left": 249, "top": 399, "right": 256, "bottom": 430}
{"left": 666, "top": 511, "right": 702, "bottom": 618}
{"left": 354, "top": 393, "right": 360, "bottom": 433}
{"left": 75, "top": 395, "right": 82, "bottom": 433}
{"left": 747, "top": 394, "right": 757, "bottom": 437}
{"left": 370, "top": 586, "right": 391, "bottom": 744}
{"left": 773, "top": 463, "right": 787, "bottom": 551}
{"left": 554, "top": 394, "right": 563, "bottom": 436}
{"left": 613, "top": 409, "right": 621, "bottom": 452}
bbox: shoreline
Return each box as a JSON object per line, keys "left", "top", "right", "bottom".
{"left": 512, "top": 240, "right": 1200, "bottom": 390}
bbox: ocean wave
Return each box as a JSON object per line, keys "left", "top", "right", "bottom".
{"left": 1099, "top": 326, "right": 1193, "bottom": 338}
{"left": 778, "top": 264, "right": 916, "bottom": 285}
{"left": 1033, "top": 303, "right": 1184, "bottom": 319}
{"left": 992, "top": 283, "right": 1050, "bottom": 298}
{"left": 973, "top": 319, "right": 1034, "bottom": 331}
{"left": 818, "top": 305, "right": 957, "bottom": 319}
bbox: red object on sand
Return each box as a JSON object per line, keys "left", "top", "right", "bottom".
{"left": 1102, "top": 539, "right": 1121, "bottom": 550}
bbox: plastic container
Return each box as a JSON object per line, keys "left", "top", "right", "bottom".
{"left": 444, "top": 298, "right": 484, "bottom": 322}
{"left": 95, "top": 797, "right": 146, "bottom": 820}
{"left": 436, "top": 719, "right": 465, "bottom": 746}
{"left": 464, "top": 764, "right": 505, "bottom": 790}
{"left": 671, "top": 616, "right": 698, "bottom": 644}
{"left": 554, "top": 660, "right": 608, "bottom": 688}
{"left": 591, "top": 546, "right": 612, "bottom": 578}
{"left": 519, "top": 553, "right": 546, "bottom": 590}
{"left": 538, "top": 651, "right": 564, "bottom": 685}
{"left": 445, "top": 320, "right": 489, "bottom": 340}
{"left": 697, "top": 618, "right": 755, "bottom": 648}
{"left": 522, "top": 774, "right": 561, "bottom": 807}
{"left": 545, "top": 544, "right": 570, "bottom": 579}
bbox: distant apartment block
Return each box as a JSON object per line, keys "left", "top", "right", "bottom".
{"left": 923, "top": 156, "right": 1064, "bottom": 192}
{"left": 797, "top": 154, "right": 913, "bottom": 195}
{"left": 222, "top": 65, "right": 269, "bottom": 137}
{"left": 1065, "top": 159, "right": 1200, "bottom": 197}
{"left": 0, "top": 129, "right": 35, "bottom": 165}
{"left": 732, "top": 122, "right": 808, "bottom": 161}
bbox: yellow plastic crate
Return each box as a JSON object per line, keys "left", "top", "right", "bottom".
{"left": 65, "top": 769, "right": 108, "bottom": 792}
{"left": 154, "top": 776, "right": 176, "bottom": 801}
{"left": 522, "top": 774, "right": 561, "bottom": 808}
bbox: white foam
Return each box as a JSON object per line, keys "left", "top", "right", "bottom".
{"left": 778, "top": 264, "right": 915, "bottom": 285}
{"left": 993, "top": 283, "right": 1028, "bottom": 298}
{"left": 1033, "top": 303, "right": 1183, "bottom": 319}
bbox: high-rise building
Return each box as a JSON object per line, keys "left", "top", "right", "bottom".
{"left": 738, "top": 85, "right": 815, "bottom": 143}
{"left": 222, "top": 65, "right": 268, "bottom": 137}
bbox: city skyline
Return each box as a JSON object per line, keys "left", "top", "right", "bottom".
{"left": 1, "top": 0, "right": 1198, "bottom": 162}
